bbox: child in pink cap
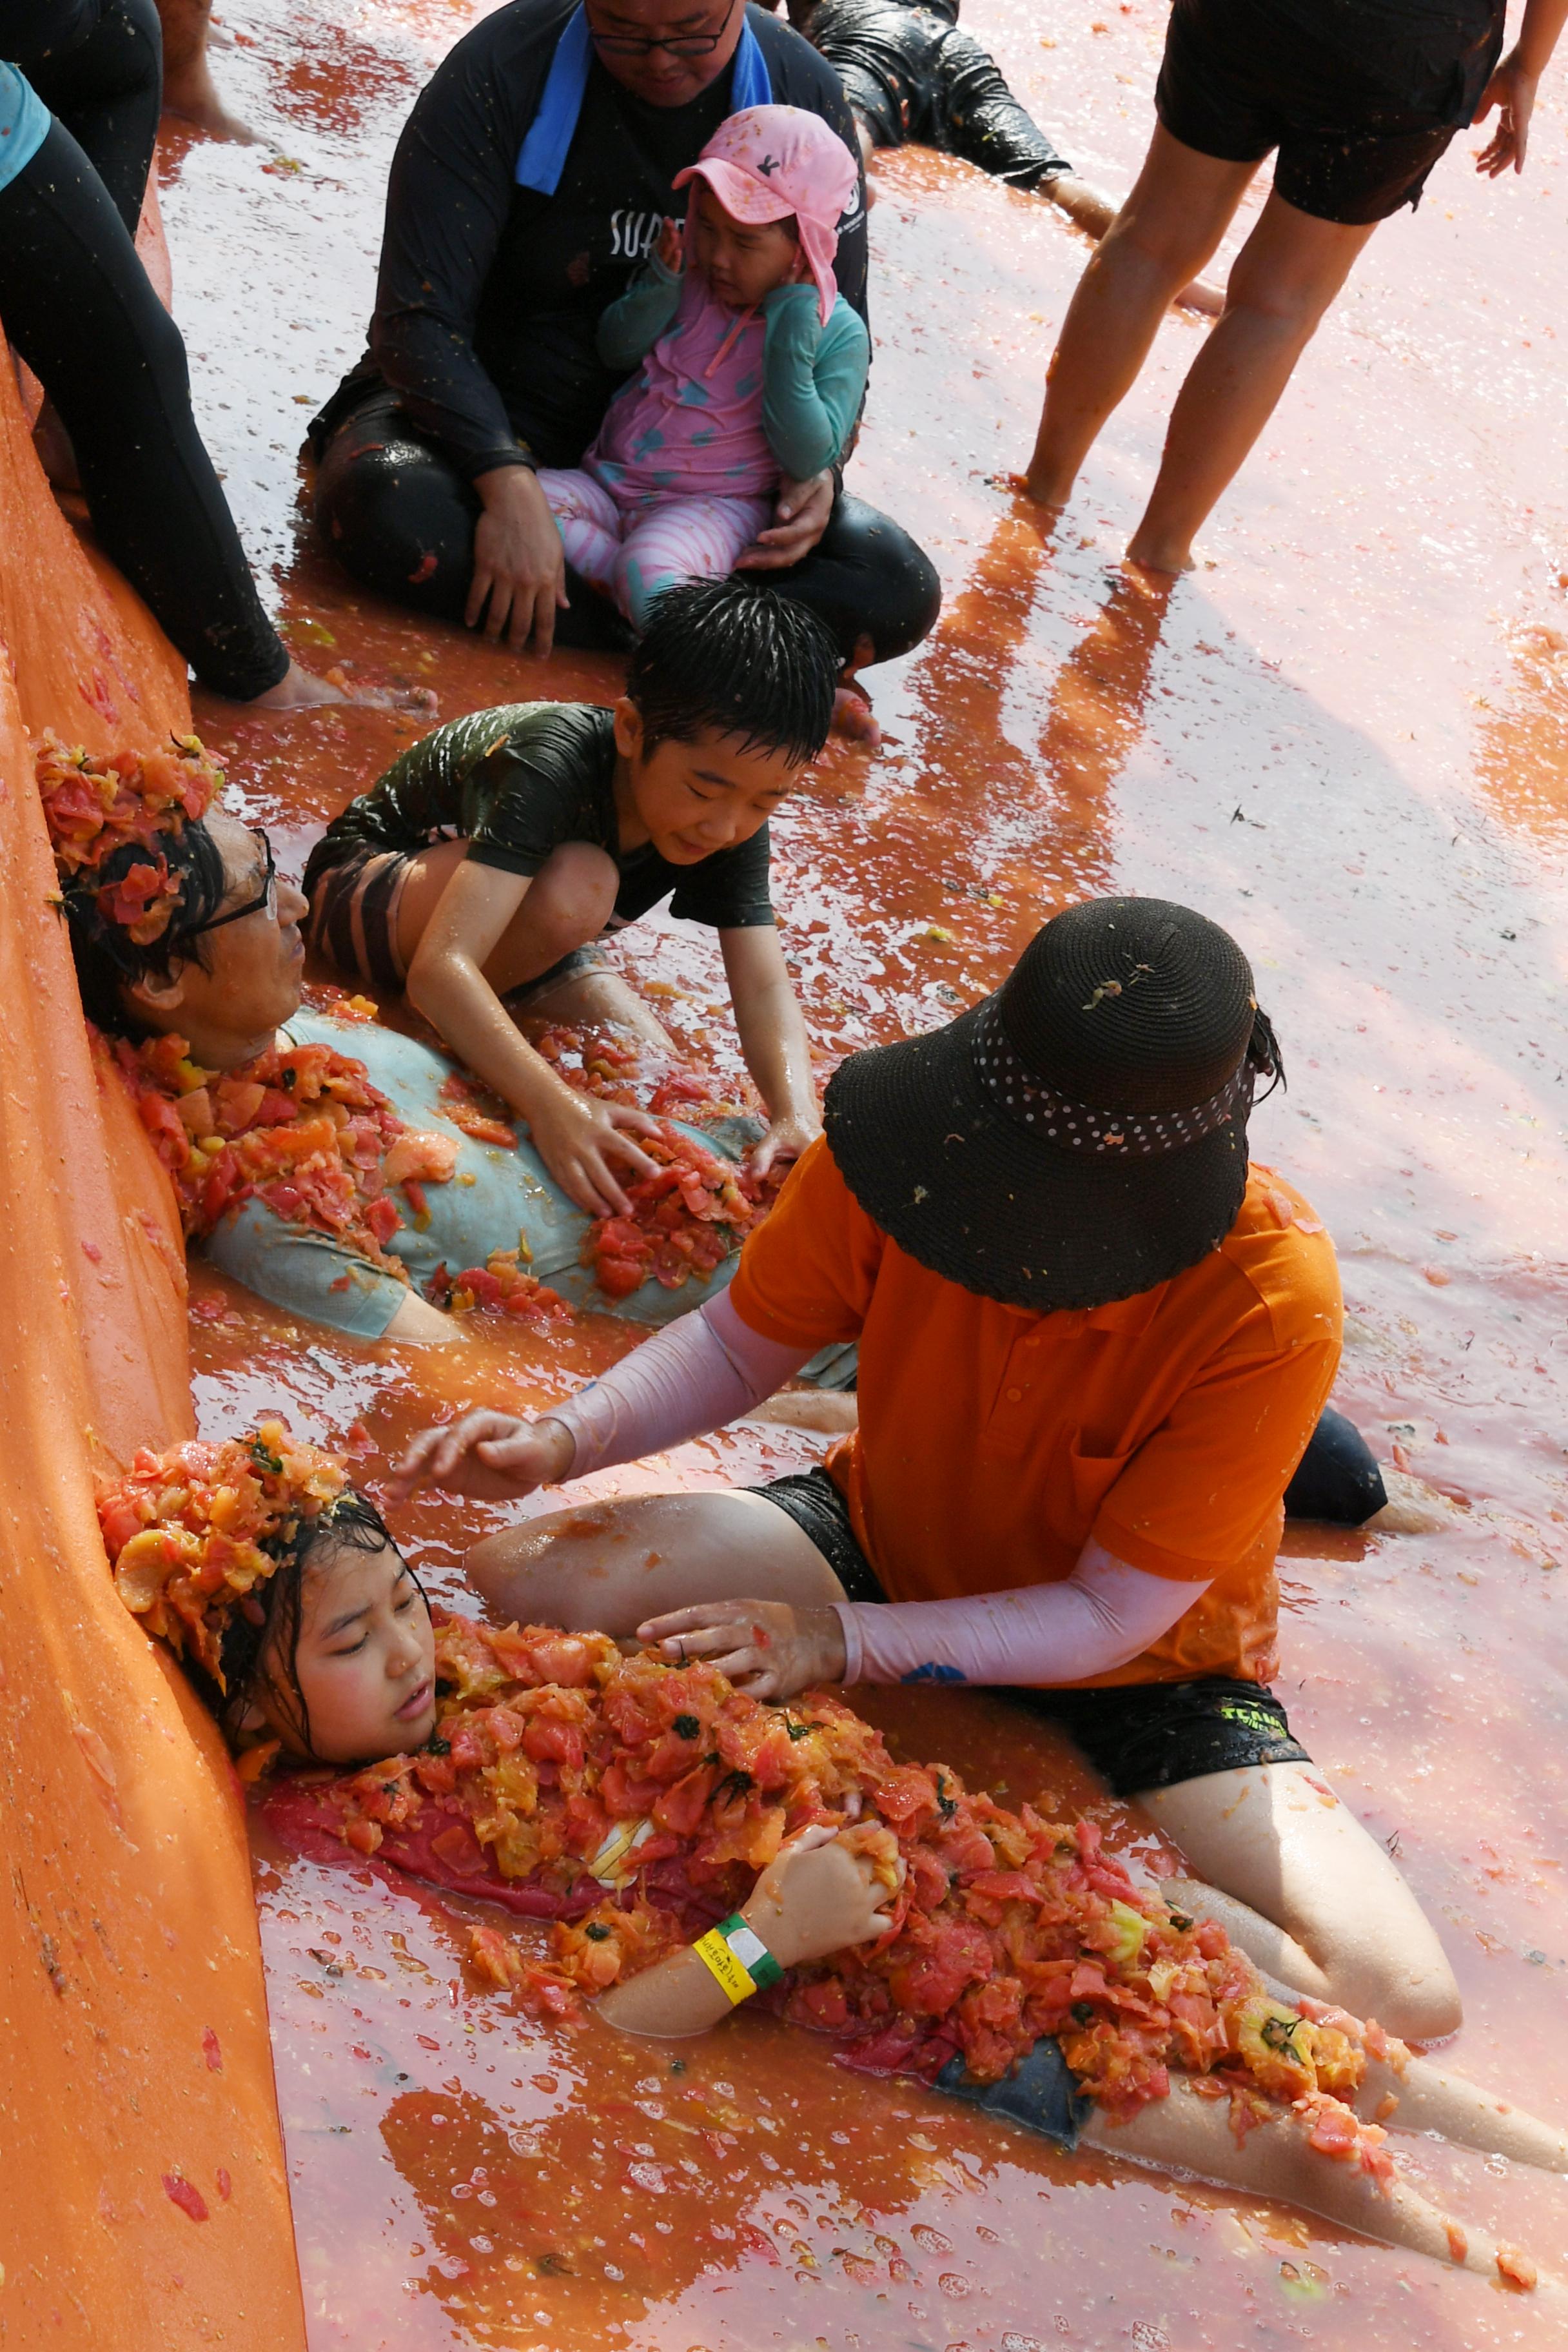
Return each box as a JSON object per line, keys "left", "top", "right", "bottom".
{"left": 537, "top": 104, "right": 870, "bottom": 631}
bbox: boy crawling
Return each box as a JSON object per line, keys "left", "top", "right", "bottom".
{"left": 304, "top": 577, "right": 837, "bottom": 1215}
{"left": 100, "top": 1419, "right": 1567, "bottom": 2293}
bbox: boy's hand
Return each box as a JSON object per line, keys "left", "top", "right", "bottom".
{"left": 637, "top": 1596, "right": 846, "bottom": 1698}
{"left": 749, "top": 1108, "right": 820, "bottom": 1180}
{"left": 387, "top": 1410, "right": 576, "bottom": 1502}
{"left": 741, "top": 1823, "right": 903, "bottom": 1967}
{"left": 654, "top": 215, "right": 684, "bottom": 273}
{"left": 526, "top": 1089, "right": 662, "bottom": 1217}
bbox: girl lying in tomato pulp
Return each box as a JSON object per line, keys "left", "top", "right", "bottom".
{"left": 97, "top": 1421, "right": 1567, "bottom": 2295}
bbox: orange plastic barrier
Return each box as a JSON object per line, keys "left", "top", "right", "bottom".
{"left": 0, "top": 353, "right": 306, "bottom": 2342}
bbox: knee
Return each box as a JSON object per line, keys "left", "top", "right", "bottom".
{"left": 1338, "top": 1945, "right": 1463, "bottom": 2044}
{"left": 524, "top": 841, "right": 619, "bottom": 949}
{"left": 1221, "top": 264, "right": 1337, "bottom": 338}
{"left": 808, "top": 497, "right": 943, "bottom": 663}
{"left": 315, "top": 432, "right": 474, "bottom": 614}
{"left": 1284, "top": 1407, "right": 1387, "bottom": 1525}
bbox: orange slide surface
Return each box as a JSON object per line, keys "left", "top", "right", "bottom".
{"left": 0, "top": 361, "right": 306, "bottom": 2340}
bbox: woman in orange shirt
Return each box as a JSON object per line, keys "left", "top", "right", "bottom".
{"left": 393, "top": 897, "right": 1460, "bottom": 2043}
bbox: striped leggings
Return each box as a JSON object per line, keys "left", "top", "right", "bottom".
{"left": 538, "top": 467, "right": 772, "bottom": 631}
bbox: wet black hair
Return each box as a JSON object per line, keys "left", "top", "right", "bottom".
{"left": 627, "top": 576, "right": 839, "bottom": 767}
{"left": 213, "top": 1490, "right": 427, "bottom": 1761}
{"left": 1247, "top": 1004, "right": 1286, "bottom": 1102}
{"left": 63, "top": 821, "right": 227, "bottom": 1037}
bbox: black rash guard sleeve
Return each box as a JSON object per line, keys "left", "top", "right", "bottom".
{"left": 370, "top": 0, "right": 574, "bottom": 480}
{"left": 360, "top": 0, "right": 867, "bottom": 483}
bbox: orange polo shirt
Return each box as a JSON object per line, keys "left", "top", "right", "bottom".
{"left": 727, "top": 1137, "right": 1342, "bottom": 1689}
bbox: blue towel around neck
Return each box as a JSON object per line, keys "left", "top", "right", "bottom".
{"left": 516, "top": 5, "right": 772, "bottom": 195}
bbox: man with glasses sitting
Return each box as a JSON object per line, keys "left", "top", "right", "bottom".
{"left": 308, "top": 0, "right": 940, "bottom": 698}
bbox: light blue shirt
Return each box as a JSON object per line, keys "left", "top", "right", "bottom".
{"left": 0, "top": 64, "right": 48, "bottom": 197}
{"left": 201, "top": 1009, "right": 756, "bottom": 1339}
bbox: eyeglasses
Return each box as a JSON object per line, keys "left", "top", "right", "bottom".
{"left": 187, "top": 828, "right": 277, "bottom": 937}
{"left": 589, "top": 0, "right": 737, "bottom": 58}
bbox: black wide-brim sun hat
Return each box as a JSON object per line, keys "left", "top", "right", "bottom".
{"left": 823, "top": 897, "right": 1280, "bottom": 1314}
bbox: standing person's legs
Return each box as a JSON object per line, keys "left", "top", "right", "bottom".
{"left": 612, "top": 493, "right": 774, "bottom": 629}
{"left": 1022, "top": 127, "right": 1257, "bottom": 511}
{"left": 23, "top": 0, "right": 164, "bottom": 235}
{"left": 153, "top": 0, "right": 254, "bottom": 141}
{"left": 1125, "top": 191, "right": 1376, "bottom": 572}
{"left": 0, "top": 121, "right": 289, "bottom": 701}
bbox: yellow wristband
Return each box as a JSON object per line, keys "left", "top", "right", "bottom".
{"left": 692, "top": 1927, "right": 757, "bottom": 2004}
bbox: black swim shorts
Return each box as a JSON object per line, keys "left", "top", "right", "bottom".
{"left": 749, "top": 1466, "right": 1312, "bottom": 1798}
{"left": 1155, "top": 0, "right": 1504, "bottom": 225}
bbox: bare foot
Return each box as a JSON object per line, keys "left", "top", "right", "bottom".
{"left": 1122, "top": 538, "right": 1195, "bottom": 578}
{"left": 747, "top": 1389, "right": 859, "bottom": 1437}
{"left": 163, "top": 56, "right": 258, "bottom": 144}
{"left": 831, "top": 683, "right": 880, "bottom": 747}
{"left": 1174, "top": 276, "right": 1224, "bottom": 318}
{"left": 246, "top": 660, "right": 348, "bottom": 710}
{"left": 1364, "top": 1467, "right": 1462, "bottom": 1536}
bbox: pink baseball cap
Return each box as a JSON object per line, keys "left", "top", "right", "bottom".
{"left": 674, "top": 104, "right": 859, "bottom": 326}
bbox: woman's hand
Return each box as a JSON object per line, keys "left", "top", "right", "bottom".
{"left": 525, "top": 1088, "right": 662, "bottom": 1217}
{"left": 741, "top": 1822, "right": 903, "bottom": 1967}
{"left": 637, "top": 1596, "right": 847, "bottom": 1698}
{"left": 467, "top": 466, "right": 569, "bottom": 654}
{"left": 749, "top": 1107, "right": 820, "bottom": 1181}
{"left": 1475, "top": 49, "right": 1540, "bottom": 175}
{"left": 387, "top": 1409, "right": 576, "bottom": 1503}
{"left": 736, "top": 471, "right": 834, "bottom": 572}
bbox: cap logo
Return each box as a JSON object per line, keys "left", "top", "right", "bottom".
{"left": 757, "top": 152, "right": 780, "bottom": 175}
{"left": 972, "top": 1001, "right": 1252, "bottom": 1157}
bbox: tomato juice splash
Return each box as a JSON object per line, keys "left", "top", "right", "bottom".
{"left": 164, "top": 0, "right": 1568, "bottom": 2341}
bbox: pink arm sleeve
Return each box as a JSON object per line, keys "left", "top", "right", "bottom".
{"left": 834, "top": 1542, "right": 1211, "bottom": 1688}
{"left": 549, "top": 1289, "right": 815, "bottom": 1478}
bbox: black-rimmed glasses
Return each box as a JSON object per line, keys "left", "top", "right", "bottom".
{"left": 589, "top": 0, "right": 738, "bottom": 58}
{"left": 186, "top": 828, "right": 277, "bottom": 937}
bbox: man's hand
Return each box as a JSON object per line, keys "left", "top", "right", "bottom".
{"left": 526, "top": 1088, "right": 662, "bottom": 1216}
{"left": 1475, "top": 49, "right": 1540, "bottom": 175}
{"left": 749, "top": 1108, "right": 819, "bottom": 1181}
{"left": 741, "top": 1823, "right": 903, "bottom": 1966}
{"left": 736, "top": 471, "right": 834, "bottom": 572}
{"left": 636, "top": 1596, "right": 847, "bottom": 1698}
{"left": 387, "top": 1410, "right": 576, "bottom": 1503}
{"left": 467, "top": 465, "right": 569, "bottom": 654}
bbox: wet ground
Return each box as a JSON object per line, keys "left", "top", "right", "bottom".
{"left": 161, "top": 0, "right": 1567, "bottom": 2342}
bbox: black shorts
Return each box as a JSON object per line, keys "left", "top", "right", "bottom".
{"left": 750, "top": 1467, "right": 1311, "bottom": 1798}
{"left": 1155, "top": 0, "right": 1503, "bottom": 225}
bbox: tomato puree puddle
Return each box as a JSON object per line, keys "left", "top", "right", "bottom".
{"left": 162, "top": 0, "right": 1568, "bottom": 2340}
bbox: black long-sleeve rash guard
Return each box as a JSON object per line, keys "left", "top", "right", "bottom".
{"left": 321, "top": 0, "right": 868, "bottom": 480}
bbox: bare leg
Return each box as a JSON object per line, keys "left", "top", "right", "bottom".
{"left": 1170, "top": 1876, "right": 1568, "bottom": 2171}
{"left": 1144, "top": 1764, "right": 1461, "bottom": 2041}
{"left": 155, "top": 0, "right": 257, "bottom": 142}
{"left": 509, "top": 962, "right": 680, "bottom": 1054}
{"left": 1126, "top": 190, "right": 1377, "bottom": 573}
{"left": 1041, "top": 176, "right": 1222, "bottom": 317}
{"left": 1022, "top": 128, "right": 1257, "bottom": 511}
{"left": 467, "top": 1489, "right": 846, "bottom": 1629}
{"left": 1083, "top": 2077, "right": 1557, "bottom": 2288}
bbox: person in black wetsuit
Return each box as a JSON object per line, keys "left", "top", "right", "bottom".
{"left": 1020, "top": 0, "right": 1566, "bottom": 574}
{"left": 0, "top": 2, "right": 335, "bottom": 704}
{"left": 782, "top": 0, "right": 1220, "bottom": 313}
{"left": 308, "top": 0, "right": 942, "bottom": 683}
